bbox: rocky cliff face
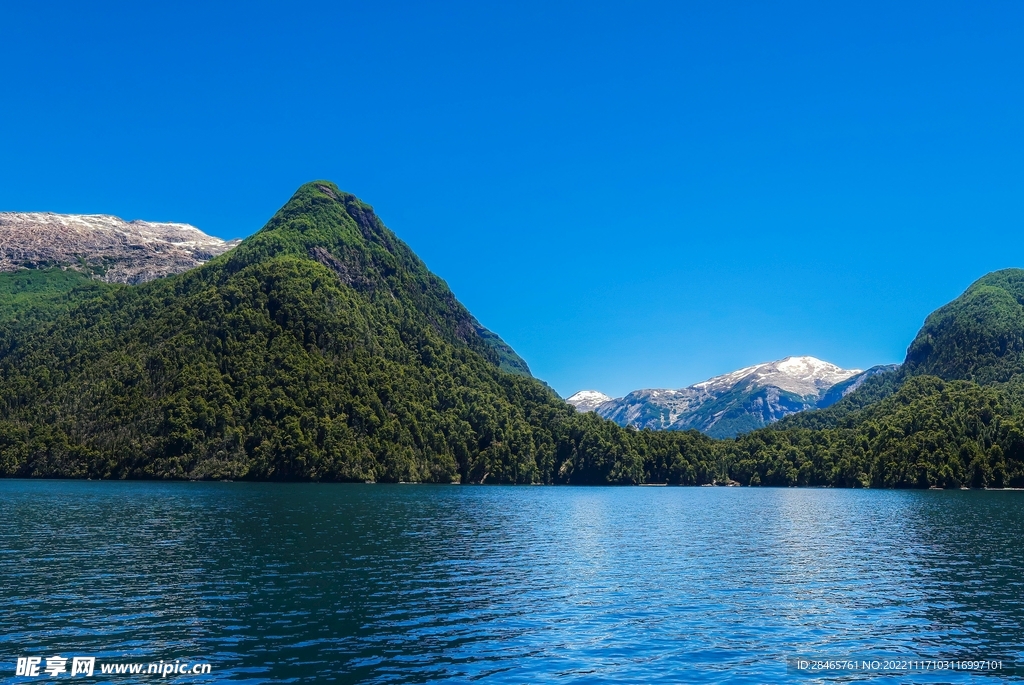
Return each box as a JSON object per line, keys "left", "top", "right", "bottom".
{"left": 0, "top": 212, "right": 241, "bottom": 284}
{"left": 568, "top": 356, "right": 865, "bottom": 438}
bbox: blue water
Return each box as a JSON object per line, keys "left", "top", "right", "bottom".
{"left": 2, "top": 481, "right": 1023, "bottom": 683}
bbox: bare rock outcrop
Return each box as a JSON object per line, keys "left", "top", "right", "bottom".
{"left": 0, "top": 212, "right": 241, "bottom": 284}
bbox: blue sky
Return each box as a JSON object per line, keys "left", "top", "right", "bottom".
{"left": 3, "top": 1, "right": 1024, "bottom": 397}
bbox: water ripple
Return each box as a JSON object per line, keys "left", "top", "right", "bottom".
{"left": 2, "top": 482, "right": 1023, "bottom": 683}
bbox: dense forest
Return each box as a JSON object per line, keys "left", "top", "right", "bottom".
{"left": 2, "top": 182, "right": 1024, "bottom": 487}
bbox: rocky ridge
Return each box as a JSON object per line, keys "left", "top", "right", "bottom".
{"left": 0, "top": 212, "right": 241, "bottom": 284}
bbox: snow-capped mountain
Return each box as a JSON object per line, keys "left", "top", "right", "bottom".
{"left": 0, "top": 212, "right": 241, "bottom": 284}
{"left": 691, "top": 356, "right": 860, "bottom": 397}
{"left": 567, "top": 356, "right": 866, "bottom": 439}
{"left": 565, "top": 390, "right": 613, "bottom": 412}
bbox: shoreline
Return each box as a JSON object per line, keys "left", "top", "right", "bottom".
{"left": 3, "top": 477, "right": 1024, "bottom": 491}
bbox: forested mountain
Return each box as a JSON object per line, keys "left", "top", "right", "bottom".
{"left": 726, "top": 374, "right": 1024, "bottom": 488}
{"left": 737, "top": 271, "right": 1024, "bottom": 487}
{"left": 2, "top": 184, "right": 1024, "bottom": 488}
{"left": 905, "top": 269, "right": 1024, "bottom": 384}
{"left": 0, "top": 182, "right": 713, "bottom": 484}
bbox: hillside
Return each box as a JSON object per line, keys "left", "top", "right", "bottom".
{"left": 729, "top": 269, "right": 1024, "bottom": 487}
{"left": 0, "top": 268, "right": 114, "bottom": 323}
{"left": 905, "top": 269, "right": 1024, "bottom": 385}
{"left": 0, "top": 182, "right": 715, "bottom": 484}
{"left": 727, "top": 374, "right": 1024, "bottom": 488}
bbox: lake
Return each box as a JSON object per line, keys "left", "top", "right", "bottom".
{"left": 2, "top": 481, "right": 1023, "bottom": 683}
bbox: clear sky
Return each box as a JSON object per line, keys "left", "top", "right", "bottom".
{"left": 3, "top": 1, "right": 1024, "bottom": 398}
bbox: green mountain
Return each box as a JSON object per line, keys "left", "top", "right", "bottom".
{"left": 727, "top": 268, "right": 1024, "bottom": 488}
{"left": 905, "top": 269, "right": 1024, "bottom": 384}
{"left": 727, "top": 374, "right": 1023, "bottom": 488}
{"left": 0, "top": 182, "right": 716, "bottom": 484}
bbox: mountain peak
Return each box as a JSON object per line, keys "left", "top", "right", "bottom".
{"left": 566, "top": 390, "right": 613, "bottom": 412}
{"left": 227, "top": 181, "right": 533, "bottom": 377}
{"left": 691, "top": 356, "right": 860, "bottom": 397}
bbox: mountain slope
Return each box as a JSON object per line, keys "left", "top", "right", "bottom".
{"left": 727, "top": 374, "right": 1024, "bottom": 488}
{"left": 0, "top": 182, "right": 714, "bottom": 484}
{"left": 569, "top": 356, "right": 861, "bottom": 438}
{"left": 815, "top": 364, "right": 901, "bottom": 408}
{"left": 0, "top": 268, "right": 114, "bottom": 324}
{"left": 726, "top": 269, "right": 1024, "bottom": 487}
{"left": 0, "top": 212, "right": 241, "bottom": 284}
{"left": 770, "top": 364, "right": 904, "bottom": 431}
{"left": 905, "top": 269, "right": 1024, "bottom": 385}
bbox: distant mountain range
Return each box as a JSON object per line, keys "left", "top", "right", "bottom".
{"left": 567, "top": 357, "right": 900, "bottom": 438}
{"left": 0, "top": 212, "right": 241, "bottom": 284}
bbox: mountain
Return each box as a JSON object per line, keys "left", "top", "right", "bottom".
{"left": 569, "top": 356, "right": 862, "bottom": 438}
{"left": 814, "top": 364, "right": 902, "bottom": 408}
{"left": 726, "top": 268, "right": 1024, "bottom": 488}
{"left": 771, "top": 364, "right": 904, "bottom": 432}
{"left": 905, "top": 269, "right": 1024, "bottom": 385}
{"left": 0, "top": 212, "right": 241, "bottom": 284}
{"left": 565, "top": 390, "right": 613, "bottom": 412}
{"left": 0, "top": 182, "right": 715, "bottom": 484}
